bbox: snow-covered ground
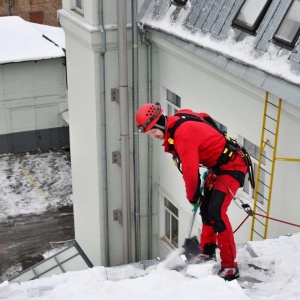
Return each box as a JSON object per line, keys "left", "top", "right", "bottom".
{"left": 0, "top": 150, "right": 74, "bottom": 282}
{"left": 1, "top": 232, "right": 300, "bottom": 300}
{"left": 0, "top": 151, "right": 73, "bottom": 222}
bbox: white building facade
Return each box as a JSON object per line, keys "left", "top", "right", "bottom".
{"left": 0, "top": 17, "right": 68, "bottom": 154}
{"left": 58, "top": 0, "right": 300, "bottom": 268}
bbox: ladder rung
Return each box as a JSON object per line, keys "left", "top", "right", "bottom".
{"left": 265, "top": 144, "right": 274, "bottom": 150}
{"left": 260, "top": 169, "right": 271, "bottom": 176}
{"left": 253, "top": 229, "right": 264, "bottom": 239}
{"left": 256, "top": 192, "right": 268, "bottom": 202}
{"left": 254, "top": 216, "right": 265, "bottom": 226}
{"left": 257, "top": 180, "right": 270, "bottom": 189}
{"left": 266, "top": 101, "right": 279, "bottom": 109}
{"left": 265, "top": 114, "right": 278, "bottom": 122}
{"left": 261, "top": 154, "right": 273, "bottom": 163}
{"left": 254, "top": 204, "right": 267, "bottom": 214}
{"left": 263, "top": 128, "right": 276, "bottom": 136}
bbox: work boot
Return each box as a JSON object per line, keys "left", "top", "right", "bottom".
{"left": 218, "top": 267, "right": 240, "bottom": 281}
{"left": 187, "top": 243, "right": 217, "bottom": 264}
{"left": 203, "top": 243, "right": 217, "bottom": 257}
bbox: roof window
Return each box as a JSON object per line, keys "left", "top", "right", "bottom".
{"left": 232, "top": 0, "right": 272, "bottom": 34}
{"left": 273, "top": 0, "right": 300, "bottom": 49}
{"left": 172, "top": 0, "right": 188, "bottom": 6}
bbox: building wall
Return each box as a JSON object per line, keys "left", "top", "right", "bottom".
{"left": 147, "top": 33, "right": 300, "bottom": 257}
{"left": 58, "top": 0, "right": 300, "bottom": 267}
{"left": 0, "top": 0, "right": 62, "bottom": 26}
{"left": 59, "top": 0, "right": 149, "bottom": 267}
{"left": 0, "top": 58, "right": 69, "bottom": 153}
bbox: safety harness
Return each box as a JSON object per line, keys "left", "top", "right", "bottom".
{"left": 167, "top": 113, "right": 255, "bottom": 189}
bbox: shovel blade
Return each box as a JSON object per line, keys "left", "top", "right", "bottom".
{"left": 182, "top": 236, "right": 201, "bottom": 260}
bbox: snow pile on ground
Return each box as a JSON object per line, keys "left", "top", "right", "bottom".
{"left": 0, "top": 151, "right": 73, "bottom": 222}
{"left": 1, "top": 233, "right": 300, "bottom": 300}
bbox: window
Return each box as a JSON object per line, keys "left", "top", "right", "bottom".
{"left": 75, "top": 0, "right": 84, "bottom": 13}
{"left": 274, "top": 0, "right": 300, "bottom": 49}
{"left": 164, "top": 198, "right": 179, "bottom": 248}
{"left": 238, "top": 136, "right": 266, "bottom": 205}
{"left": 232, "top": 0, "right": 272, "bottom": 34}
{"left": 213, "top": 120, "right": 227, "bottom": 134}
{"left": 166, "top": 90, "right": 181, "bottom": 115}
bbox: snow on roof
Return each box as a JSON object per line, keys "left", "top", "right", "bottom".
{"left": 0, "top": 16, "right": 65, "bottom": 64}
{"left": 139, "top": 0, "right": 300, "bottom": 86}
{"left": 2, "top": 233, "right": 300, "bottom": 299}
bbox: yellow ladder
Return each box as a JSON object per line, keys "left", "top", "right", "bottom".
{"left": 250, "top": 92, "right": 282, "bottom": 241}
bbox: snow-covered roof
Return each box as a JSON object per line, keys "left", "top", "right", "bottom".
{"left": 0, "top": 16, "right": 65, "bottom": 64}
{"left": 139, "top": 0, "right": 300, "bottom": 107}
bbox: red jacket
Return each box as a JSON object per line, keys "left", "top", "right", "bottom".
{"left": 163, "top": 110, "right": 247, "bottom": 202}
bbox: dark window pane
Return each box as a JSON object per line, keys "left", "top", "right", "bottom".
{"left": 274, "top": 1, "right": 300, "bottom": 47}
{"left": 167, "top": 90, "right": 181, "bottom": 107}
{"left": 171, "top": 215, "right": 179, "bottom": 247}
{"left": 164, "top": 198, "right": 178, "bottom": 216}
{"left": 165, "top": 211, "right": 170, "bottom": 239}
{"left": 233, "top": 0, "right": 271, "bottom": 33}
{"left": 76, "top": 0, "right": 83, "bottom": 9}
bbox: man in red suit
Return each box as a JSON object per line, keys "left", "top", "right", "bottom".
{"left": 135, "top": 102, "right": 248, "bottom": 281}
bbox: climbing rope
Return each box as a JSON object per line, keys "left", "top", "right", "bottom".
{"left": 213, "top": 173, "right": 300, "bottom": 233}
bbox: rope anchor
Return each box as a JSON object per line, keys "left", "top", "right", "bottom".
{"left": 241, "top": 203, "right": 254, "bottom": 216}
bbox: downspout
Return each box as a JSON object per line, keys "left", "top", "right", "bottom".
{"left": 5, "top": 0, "right": 10, "bottom": 15}
{"left": 117, "top": 0, "right": 132, "bottom": 264}
{"left": 141, "top": 31, "right": 153, "bottom": 259}
{"left": 99, "top": 0, "right": 109, "bottom": 266}
{"left": 131, "top": 0, "right": 141, "bottom": 262}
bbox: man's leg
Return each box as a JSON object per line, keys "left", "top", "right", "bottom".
{"left": 200, "top": 194, "right": 217, "bottom": 256}
{"left": 208, "top": 175, "right": 240, "bottom": 268}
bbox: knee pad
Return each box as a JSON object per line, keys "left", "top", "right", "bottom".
{"left": 208, "top": 190, "right": 226, "bottom": 233}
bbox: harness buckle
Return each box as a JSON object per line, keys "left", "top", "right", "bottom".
{"left": 168, "top": 138, "right": 174, "bottom": 145}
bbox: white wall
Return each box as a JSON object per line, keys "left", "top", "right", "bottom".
{"left": 146, "top": 32, "right": 300, "bottom": 257}
{"left": 0, "top": 59, "right": 68, "bottom": 136}
{"left": 59, "top": 0, "right": 149, "bottom": 266}
{"left": 59, "top": 0, "right": 300, "bottom": 266}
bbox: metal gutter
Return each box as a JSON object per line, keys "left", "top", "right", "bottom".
{"left": 99, "top": 0, "right": 109, "bottom": 266}
{"left": 141, "top": 31, "right": 153, "bottom": 259}
{"left": 117, "top": 0, "right": 132, "bottom": 264}
{"left": 132, "top": 0, "right": 141, "bottom": 262}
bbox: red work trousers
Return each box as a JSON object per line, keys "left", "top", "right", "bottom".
{"left": 200, "top": 174, "right": 241, "bottom": 268}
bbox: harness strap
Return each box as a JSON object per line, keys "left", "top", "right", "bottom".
{"left": 167, "top": 113, "right": 255, "bottom": 189}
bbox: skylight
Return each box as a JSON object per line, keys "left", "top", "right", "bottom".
{"left": 273, "top": 0, "right": 300, "bottom": 49}
{"left": 232, "top": 0, "right": 272, "bottom": 34}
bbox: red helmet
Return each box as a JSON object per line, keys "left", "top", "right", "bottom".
{"left": 135, "top": 102, "right": 163, "bottom": 133}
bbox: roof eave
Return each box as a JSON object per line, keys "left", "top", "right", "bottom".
{"left": 145, "top": 26, "right": 300, "bottom": 109}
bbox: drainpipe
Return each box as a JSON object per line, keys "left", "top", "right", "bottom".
{"left": 142, "top": 31, "right": 153, "bottom": 259}
{"left": 117, "top": 0, "right": 132, "bottom": 264}
{"left": 5, "top": 0, "right": 10, "bottom": 15}
{"left": 131, "top": 0, "right": 141, "bottom": 262}
{"left": 99, "top": 0, "right": 109, "bottom": 266}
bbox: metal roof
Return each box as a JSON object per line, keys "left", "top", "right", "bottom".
{"left": 139, "top": 0, "right": 300, "bottom": 108}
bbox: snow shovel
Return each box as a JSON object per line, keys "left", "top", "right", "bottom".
{"left": 182, "top": 200, "right": 201, "bottom": 260}
{"left": 182, "top": 171, "right": 207, "bottom": 260}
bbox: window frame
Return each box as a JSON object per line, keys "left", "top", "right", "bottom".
{"left": 166, "top": 89, "right": 181, "bottom": 115}
{"left": 74, "top": 0, "right": 84, "bottom": 14}
{"left": 163, "top": 197, "right": 179, "bottom": 248}
{"left": 273, "top": 0, "right": 300, "bottom": 50}
{"left": 232, "top": 0, "right": 272, "bottom": 35}
{"left": 237, "top": 136, "right": 266, "bottom": 205}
